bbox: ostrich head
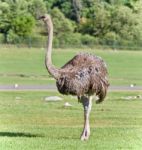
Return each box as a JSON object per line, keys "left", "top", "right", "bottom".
{"left": 38, "top": 14, "right": 52, "bottom": 32}
{"left": 38, "top": 14, "right": 51, "bottom": 23}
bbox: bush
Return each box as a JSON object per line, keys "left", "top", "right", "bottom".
{"left": 12, "top": 15, "right": 35, "bottom": 37}
{"left": 53, "top": 33, "right": 98, "bottom": 48}
{"left": 25, "top": 35, "right": 47, "bottom": 47}
{"left": 55, "top": 33, "right": 82, "bottom": 48}
{"left": 7, "top": 30, "right": 19, "bottom": 44}
{"left": 103, "top": 32, "right": 120, "bottom": 45}
{"left": 6, "top": 33, "right": 47, "bottom": 47}
{"left": 0, "top": 33, "right": 5, "bottom": 43}
{"left": 81, "top": 34, "right": 98, "bottom": 46}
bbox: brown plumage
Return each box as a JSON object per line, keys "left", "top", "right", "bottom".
{"left": 39, "top": 14, "right": 109, "bottom": 141}
{"left": 57, "top": 53, "right": 109, "bottom": 103}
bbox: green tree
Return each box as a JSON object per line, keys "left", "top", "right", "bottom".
{"left": 43, "top": 0, "right": 56, "bottom": 10}
{"left": 44, "top": 0, "right": 82, "bottom": 23}
{"left": 72, "top": 0, "right": 82, "bottom": 23}
{"left": 79, "top": 2, "right": 111, "bottom": 37}
{"left": 0, "top": 0, "right": 35, "bottom": 42}
{"left": 124, "top": 0, "right": 139, "bottom": 9}
{"left": 28, "top": 0, "right": 47, "bottom": 18}
{"left": 111, "top": 5, "right": 141, "bottom": 41}
{"left": 51, "top": 8, "right": 74, "bottom": 36}
{"left": 50, "top": 8, "right": 75, "bottom": 47}
{"left": 12, "top": 15, "right": 35, "bottom": 37}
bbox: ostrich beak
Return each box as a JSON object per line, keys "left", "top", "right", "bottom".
{"left": 37, "top": 16, "right": 45, "bottom": 20}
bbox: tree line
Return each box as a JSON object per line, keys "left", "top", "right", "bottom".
{"left": 0, "top": 0, "right": 142, "bottom": 49}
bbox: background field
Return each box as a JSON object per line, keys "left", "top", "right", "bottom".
{"left": 0, "top": 91, "right": 142, "bottom": 150}
{"left": 0, "top": 46, "right": 142, "bottom": 86}
{"left": 1, "top": 1, "right": 142, "bottom": 149}
{"left": 0, "top": 46, "right": 142, "bottom": 149}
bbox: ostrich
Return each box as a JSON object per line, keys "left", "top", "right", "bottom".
{"left": 38, "top": 14, "right": 109, "bottom": 141}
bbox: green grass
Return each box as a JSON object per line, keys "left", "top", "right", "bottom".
{"left": 0, "top": 46, "right": 142, "bottom": 85}
{"left": 0, "top": 91, "right": 142, "bottom": 150}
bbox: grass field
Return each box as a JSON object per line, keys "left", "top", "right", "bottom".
{"left": 0, "top": 46, "right": 142, "bottom": 85}
{"left": 0, "top": 46, "right": 142, "bottom": 149}
{"left": 0, "top": 91, "right": 142, "bottom": 150}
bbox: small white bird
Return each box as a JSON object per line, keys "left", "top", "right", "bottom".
{"left": 64, "top": 102, "right": 72, "bottom": 107}
{"left": 130, "top": 84, "right": 134, "bottom": 88}
{"left": 14, "top": 83, "right": 18, "bottom": 88}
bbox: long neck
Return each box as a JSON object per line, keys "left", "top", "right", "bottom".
{"left": 46, "top": 19, "right": 53, "bottom": 65}
{"left": 45, "top": 18, "right": 60, "bottom": 80}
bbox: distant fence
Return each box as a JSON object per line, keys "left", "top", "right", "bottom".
{"left": 0, "top": 37, "right": 142, "bottom": 51}
{"left": 1, "top": 43, "right": 142, "bottom": 51}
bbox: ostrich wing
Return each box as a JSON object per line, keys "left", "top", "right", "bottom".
{"left": 61, "top": 53, "right": 108, "bottom": 77}
{"left": 57, "top": 53, "right": 109, "bottom": 102}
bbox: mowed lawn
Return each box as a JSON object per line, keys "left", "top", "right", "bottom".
{"left": 0, "top": 46, "right": 142, "bottom": 85}
{"left": 0, "top": 91, "right": 142, "bottom": 150}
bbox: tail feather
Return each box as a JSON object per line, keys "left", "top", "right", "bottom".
{"left": 96, "top": 80, "right": 109, "bottom": 104}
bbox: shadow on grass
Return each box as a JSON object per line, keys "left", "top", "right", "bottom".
{"left": 0, "top": 132, "right": 79, "bottom": 140}
{"left": 0, "top": 132, "right": 43, "bottom": 138}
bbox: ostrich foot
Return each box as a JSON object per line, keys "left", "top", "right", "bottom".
{"left": 80, "top": 130, "right": 90, "bottom": 141}
{"left": 81, "top": 135, "right": 90, "bottom": 141}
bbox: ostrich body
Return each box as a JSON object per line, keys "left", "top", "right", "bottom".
{"left": 39, "top": 14, "right": 109, "bottom": 141}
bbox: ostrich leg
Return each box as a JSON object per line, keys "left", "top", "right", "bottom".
{"left": 80, "top": 96, "right": 93, "bottom": 141}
